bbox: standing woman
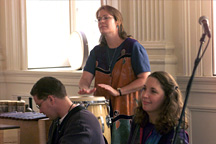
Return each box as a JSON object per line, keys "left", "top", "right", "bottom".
{"left": 127, "top": 71, "right": 189, "bottom": 144}
{"left": 78, "top": 5, "right": 151, "bottom": 144}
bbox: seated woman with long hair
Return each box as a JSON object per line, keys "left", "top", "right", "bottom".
{"left": 127, "top": 71, "right": 189, "bottom": 144}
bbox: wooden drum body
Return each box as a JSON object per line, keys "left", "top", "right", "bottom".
{"left": 69, "top": 96, "right": 111, "bottom": 144}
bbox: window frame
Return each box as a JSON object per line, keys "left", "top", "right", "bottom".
{"left": 23, "top": 0, "right": 106, "bottom": 71}
{"left": 212, "top": 0, "right": 216, "bottom": 75}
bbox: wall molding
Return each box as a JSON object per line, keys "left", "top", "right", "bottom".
{"left": 177, "top": 76, "right": 216, "bottom": 93}
{"left": 2, "top": 70, "right": 83, "bottom": 86}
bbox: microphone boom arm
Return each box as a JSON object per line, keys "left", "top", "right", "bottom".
{"left": 172, "top": 33, "right": 210, "bottom": 144}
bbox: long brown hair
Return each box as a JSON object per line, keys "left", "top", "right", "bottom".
{"left": 134, "top": 71, "right": 188, "bottom": 134}
{"left": 96, "top": 5, "right": 129, "bottom": 46}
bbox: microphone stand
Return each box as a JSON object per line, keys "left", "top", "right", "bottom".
{"left": 172, "top": 33, "right": 210, "bottom": 144}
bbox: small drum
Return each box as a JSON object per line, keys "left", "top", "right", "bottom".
{"left": 0, "top": 100, "right": 9, "bottom": 113}
{"left": 69, "top": 96, "right": 111, "bottom": 144}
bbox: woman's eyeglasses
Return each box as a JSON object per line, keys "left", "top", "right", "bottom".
{"left": 96, "top": 16, "right": 113, "bottom": 22}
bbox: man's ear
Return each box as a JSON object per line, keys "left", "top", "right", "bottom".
{"left": 47, "top": 95, "right": 55, "bottom": 104}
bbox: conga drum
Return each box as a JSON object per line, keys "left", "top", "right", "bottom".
{"left": 69, "top": 96, "right": 111, "bottom": 144}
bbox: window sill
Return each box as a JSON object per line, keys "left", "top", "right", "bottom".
{"left": 0, "top": 69, "right": 83, "bottom": 85}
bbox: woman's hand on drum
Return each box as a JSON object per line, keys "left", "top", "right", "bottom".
{"left": 78, "top": 87, "right": 96, "bottom": 94}
{"left": 97, "top": 84, "right": 120, "bottom": 96}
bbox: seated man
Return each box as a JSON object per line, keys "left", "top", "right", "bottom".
{"left": 30, "top": 76, "right": 105, "bottom": 144}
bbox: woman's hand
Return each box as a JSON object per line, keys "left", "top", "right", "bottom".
{"left": 78, "top": 87, "right": 96, "bottom": 95}
{"left": 78, "top": 71, "right": 95, "bottom": 95}
{"left": 97, "top": 84, "right": 120, "bottom": 96}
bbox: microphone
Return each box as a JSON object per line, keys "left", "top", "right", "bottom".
{"left": 199, "top": 16, "right": 211, "bottom": 38}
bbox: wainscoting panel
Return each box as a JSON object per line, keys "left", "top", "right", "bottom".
{"left": 178, "top": 76, "right": 216, "bottom": 144}
{"left": 188, "top": 106, "right": 216, "bottom": 144}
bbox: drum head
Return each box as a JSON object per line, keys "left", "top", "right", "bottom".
{"left": 69, "top": 96, "right": 106, "bottom": 102}
{"left": 68, "top": 31, "right": 88, "bottom": 70}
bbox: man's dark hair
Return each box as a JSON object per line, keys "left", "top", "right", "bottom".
{"left": 30, "top": 76, "right": 67, "bottom": 100}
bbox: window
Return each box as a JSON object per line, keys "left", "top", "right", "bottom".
{"left": 214, "top": 1, "right": 216, "bottom": 75}
{"left": 26, "top": 0, "right": 101, "bottom": 70}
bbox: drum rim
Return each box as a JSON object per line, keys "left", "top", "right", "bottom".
{"left": 69, "top": 96, "right": 107, "bottom": 101}
{"left": 72, "top": 101, "right": 107, "bottom": 104}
